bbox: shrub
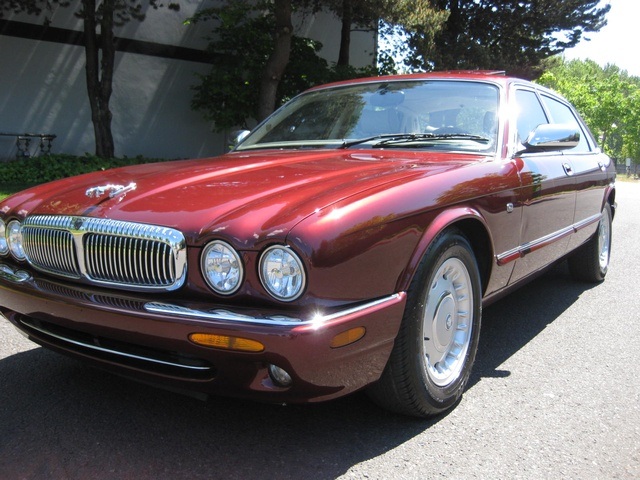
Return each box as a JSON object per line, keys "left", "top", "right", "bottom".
{"left": 0, "top": 154, "right": 174, "bottom": 199}
{"left": 0, "top": 154, "right": 171, "bottom": 186}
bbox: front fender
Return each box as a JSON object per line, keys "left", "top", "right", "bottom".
{"left": 395, "top": 206, "right": 493, "bottom": 293}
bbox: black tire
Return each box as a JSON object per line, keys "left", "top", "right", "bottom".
{"left": 367, "top": 229, "right": 482, "bottom": 418}
{"left": 568, "top": 203, "right": 612, "bottom": 283}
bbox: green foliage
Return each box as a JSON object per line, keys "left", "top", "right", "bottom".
{"left": 414, "top": 0, "right": 610, "bottom": 78}
{"left": 188, "top": 1, "right": 376, "bottom": 131}
{"left": 0, "top": 0, "right": 70, "bottom": 22}
{"left": 0, "top": 153, "right": 169, "bottom": 186}
{"left": 538, "top": 58, "right": 640, "bottom": 162}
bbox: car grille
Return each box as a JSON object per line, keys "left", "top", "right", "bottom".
{"left": 21, "top": 215, "right": 187, "bottom": 292}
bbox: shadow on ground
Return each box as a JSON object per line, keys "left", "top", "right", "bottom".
{"left": 0, "top": 263, "right": 596, "bottom": 480}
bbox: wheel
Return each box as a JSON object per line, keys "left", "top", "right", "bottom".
{"left": 568, "top": 203, "right": 612, "bottom": 282}
{"left": 367, "top": 229, "right": 482, "bottom": 417}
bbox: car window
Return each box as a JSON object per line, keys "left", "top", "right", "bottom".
{"left": 238, "top": 80, "right": 500, "bottom": 153}
{"left": 540, "top": 94, "right": 592, "bottom": 152}
{"left": 515, "top": 89, "right": 548, "bottom": 145}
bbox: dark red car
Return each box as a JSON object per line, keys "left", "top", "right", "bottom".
{"left": 0, "top": 72, "right": 615, "bottom": 417}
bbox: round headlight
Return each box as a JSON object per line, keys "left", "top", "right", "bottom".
{"left": 259, "top": 246, "right": 306, "bottom": 302}
{"left": 0, "top": 219, "right": 8, "bottom": 255}
{"left": 7, "top": 220, "right": 25, "bottom": 260}
{"left": 201, "top": 240, "right": 243, "bottom": 295}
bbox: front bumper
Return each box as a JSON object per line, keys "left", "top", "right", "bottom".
{"left": 0, "top": 263, "right": 406, "bottom": 403}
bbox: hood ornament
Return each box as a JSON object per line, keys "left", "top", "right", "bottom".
{"left": 86, "top": 182, "right": 137, "bottom": 199}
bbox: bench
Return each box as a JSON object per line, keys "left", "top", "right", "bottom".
{"left": 0, "top": 132, "right": 56, "bottom": 158}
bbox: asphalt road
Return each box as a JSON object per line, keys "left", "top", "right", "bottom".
{"left": 1, "top": 182, "right": 638, "bottom": 480}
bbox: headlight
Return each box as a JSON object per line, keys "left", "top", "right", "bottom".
{"left": 201, "top": 240, "right": 243, "bottom": 295}
{"left": 7, "top": 220, "right": 25, "bottom": 260}
{"left": 0, "top": 219, "right": 8, "bottom": 255}
{"left": 259, "top": 246, "right": 306, "bottom": 302}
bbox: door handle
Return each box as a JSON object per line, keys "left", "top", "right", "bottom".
{"left": 562, "top": 163, "right": 574, "bottom": 176}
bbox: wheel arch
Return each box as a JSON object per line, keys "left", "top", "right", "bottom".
{"left": 607, "top": 185, "right": 616, "bottom": 221}
{"left": 397, "top": 208, "right": 494, "bottom": 296}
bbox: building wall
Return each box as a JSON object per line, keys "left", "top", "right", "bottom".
{"left": 0, "top": 2, "right": 377, "bottom": 160}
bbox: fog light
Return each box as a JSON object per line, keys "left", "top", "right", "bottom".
{"left": 189, "top": 333, "right": 264, "bottom": 352}
{"left": 330, "top": 327, "right": 366, "bottom": 348}
{"left": 268, "top": 364, "right": 293, "bottom": 387}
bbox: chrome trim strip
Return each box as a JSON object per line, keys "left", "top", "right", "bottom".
{"left": 496, "top": 212, "right": 603, "bottom": 266}
{"left": 572, "top": 212, "right": 602, "bottom": 232}
{"left": 144, "top": 293, "right": 405, "bottom": 327}
{"left": 23, "top": 320, "right": 211, "bottom": 372}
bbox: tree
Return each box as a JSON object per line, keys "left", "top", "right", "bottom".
{"left": 316, "top": 0, "right": 447, "bottom": 70}
{"left": 80, "top": 0, "right": 179, "bottom": 158}
{"left": 622, "top": 89, "right": 640, "bottom": 167}
{"left": 2, "top": 0, "right": 178, "bottom": 158}
{"left": 189, "top": 0, "right": 381, "bottom": 132}
{"left": 257, "top": 0, "right": 292, "bottom": 121}
{"left": 410, "top": 0, "right": 610, "bottom": 78}
{"left": 189, "top": 0, "right": 300, "bottom": 127}
{"left": 538, "top": 58, "right": 640, "bottom": 162}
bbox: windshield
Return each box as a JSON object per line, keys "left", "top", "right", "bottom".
{"left": 236, "top": 80, "right": 500, "bottom": 154}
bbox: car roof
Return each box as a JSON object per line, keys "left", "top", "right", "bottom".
{"left": 302, "top": 71, "right": 572, "bottom": 106}
{"left": 305, "top": 71, "right": 524, "bottom": 92}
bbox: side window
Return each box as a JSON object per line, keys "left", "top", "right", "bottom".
{"left": 540, "top": 94, "right": 591, "bottom": 152}
{"left": 515, "top": 90, "right": 548, "bottom": 144}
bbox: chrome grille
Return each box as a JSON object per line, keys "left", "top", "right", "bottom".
{"left": 22, "top": 225, "right": 80, "bottom": 277}
{"left": 21, "top": 215, "right": 187, "bottom": 292}
{"left": 85, "top": 234, "right": 176, "bottom": 287}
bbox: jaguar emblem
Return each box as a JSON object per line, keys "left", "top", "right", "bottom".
{"left": 85, "top": 182, "right": 137, "bottom": 199}
{"left": 72, "top": 217, "right": 84, "bottom": 230}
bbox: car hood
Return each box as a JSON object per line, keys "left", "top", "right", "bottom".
{"left": 2, "top": 149, "right": 484, "bottom": 247}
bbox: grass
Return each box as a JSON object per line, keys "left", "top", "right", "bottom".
{"left": 618, "top": 175, "right": 639, "bottom": 182}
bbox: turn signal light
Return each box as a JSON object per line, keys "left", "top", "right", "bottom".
{"left": 189, "top": 333, "right": 264, "bottom": 352}
{"left": 330, "top": 327, "right": 366, "bottom": 348}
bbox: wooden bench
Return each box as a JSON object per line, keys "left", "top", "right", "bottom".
{"left": 0, "top": 132, "right": 56, "bottom": 158}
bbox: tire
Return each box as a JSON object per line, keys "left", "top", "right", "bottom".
{"left": 367, "top": 229, "right": 482, "bottom": 418}
{"left": 568, "top": 202, "right": 612, "bottom": 283}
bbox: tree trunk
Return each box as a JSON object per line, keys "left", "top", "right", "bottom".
{"left": 82, "top": 0, "right": 115, "bottom": 158}
{"left": 337, "top": 0, "right": 352, "bottom": 66}
{"left": 257, "top": 0, "right": 292, "bottom": 122}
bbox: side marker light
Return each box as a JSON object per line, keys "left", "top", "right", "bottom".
{"left": 189, "top": 333, "right": 264, "bottom": 352}
{"left": 330, "top": 327, "right": 366, "bottom": 348}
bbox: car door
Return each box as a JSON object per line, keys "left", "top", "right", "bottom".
{"left": 538, "top": 93, "right": 611, "bottom": 250}
{"left": 508, "top": 87, "right": 577, "bottom": 284}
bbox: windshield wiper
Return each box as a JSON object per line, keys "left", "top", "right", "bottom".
{"left": 373, "top": 133, "right": 491, "bottom": 147}
{"left": 339, "top": 133, "right": 491, "bottom": 149}
{"left": 339, "top": 134, "right": 419, "bottom": 149}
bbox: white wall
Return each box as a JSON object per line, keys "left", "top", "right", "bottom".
{"left": 0, "top": 2, "right": 376, "bottom": 160}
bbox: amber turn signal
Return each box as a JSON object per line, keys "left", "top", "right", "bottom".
{"left": 189, "top": 333, "right": 264, "bottom": 352}
{"left": 330, "top": 327, "right": 366, "bottom": 348}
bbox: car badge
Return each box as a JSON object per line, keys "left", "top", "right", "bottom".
{"left": 86, "top": 182, "right": 137, "bottom": 199}
{"left": 72, "top": 217, "right": 84, "bottom": 230}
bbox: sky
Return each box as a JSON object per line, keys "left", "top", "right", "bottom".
{"left": 563, "top": 0, "right": 639, "bottom": 76}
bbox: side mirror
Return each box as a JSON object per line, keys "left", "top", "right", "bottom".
{"left": 228, "top": 130, "right": 251, "bottom": 151}
{"left": 521, "top": 124, "right": 580, "bottom": 153}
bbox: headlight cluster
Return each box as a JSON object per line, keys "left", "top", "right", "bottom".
{"left": 201, "top": 241, "right": 306, "bottom": 302}
{"left": 259, "top": 246, "right": 306, "bottom": 301}
{"left": 0, "top": 219, "right": 25, "bottom": 260}
{"left": 201, "top": 241, "right": 243, "bottom": 295}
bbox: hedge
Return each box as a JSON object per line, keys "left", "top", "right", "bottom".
{"left": 0, "top": 154, "right": 171, "bottom": 186}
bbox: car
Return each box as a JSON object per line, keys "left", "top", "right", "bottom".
{"left": 0, "top": 71, "right": 615, "bottom": 417}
